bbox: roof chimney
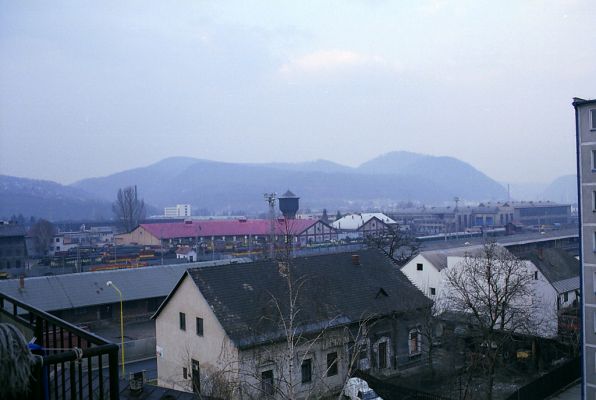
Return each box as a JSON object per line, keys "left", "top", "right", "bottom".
{"left": 352, "top": 254, "right": 360, "bottom": 266}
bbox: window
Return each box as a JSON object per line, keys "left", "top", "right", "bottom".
{"left": 416, "top": 263, "right": 423, "bottom": 271}
{"left": 183, "top": 367, "right": 188, "bottom": 379}
{"left": 594, "top": 191, "right": 596, "bottom": 211}
{"left": 430, "top": 287, "right": 436, "bottom": 296}
{"left": 563, "top": 292, "right": 569, "bottom": 302}
{"left": 301, "top": 359, "right": 312, "bottom": 383}
{"left": 261, "top": 370, "right": 274, "bottom": 395}
{"left": 592, "top": 150, "right": 596, "bottom": 170}
{"left": 591, "top": 109, "right": 596, "bottom": 130}
{"left": 409, "top": 329, "right": 421, "bottom": 356}
{"left": 196, "top": 317, "right": 203, "bottom": 336}
{"left": 378, "top": 341, "right": 387, "bottom": 369}
{"left": 179, "top": 312, "right": 186, "bottom": 331}
{"left": 326, "top": 352, "right": 338, "bottom": 376}
{"left": 534, "top": 271, "right": 538, "bottom": 280}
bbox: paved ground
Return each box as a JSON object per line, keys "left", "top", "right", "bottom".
{"left": 548, "top": 381, "right": 581, "bottom": 400}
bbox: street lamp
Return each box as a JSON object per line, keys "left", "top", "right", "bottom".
{"left": 106, "top": 280, "right": 125, "bottom": 376}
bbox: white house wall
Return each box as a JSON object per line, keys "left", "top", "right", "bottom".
{"left": 401, "top": 254, "right": 442, "bottom": 299}
{"left": 156, "top": 275, "right": 239, "bottom": 393}
{"left": 441, "top": 257, "right": 558, "bottom": 338}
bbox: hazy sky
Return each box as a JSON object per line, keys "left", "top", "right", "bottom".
{"left": 1, "top": 1, "right": 594, "bottom": 185}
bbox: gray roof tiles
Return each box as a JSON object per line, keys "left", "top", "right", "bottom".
{"left": 182, "top": 250, "right": 431, "bottom": 349}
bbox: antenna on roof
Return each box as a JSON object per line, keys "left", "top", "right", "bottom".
{"left": 264, "top": 193, "right": 277, "bottom": 259}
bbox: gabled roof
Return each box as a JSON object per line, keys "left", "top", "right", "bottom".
{"left": 154, "top": 250, "right": 430, "bottom": 349}
{"left": 138, "top": 219, "right": 320, "bottom": 239}
{"left": 0, "top": 259, "right": 250, "bottom": 312}
{"left": 518, "top": 248, "right": 579, "bottom": 285}
{"left": 418, "top": 245, "right": 486, "bottom": 271}
{"left": 332, "top": 213, "right": 396, "bottom": 230}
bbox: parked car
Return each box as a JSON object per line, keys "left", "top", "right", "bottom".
{"left": 343, "top": 377, "right": 383, "bottom": 400}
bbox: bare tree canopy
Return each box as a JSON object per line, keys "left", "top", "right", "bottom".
{"left": 29, "top": 218, "right": 55, "bottom": 255}
{"left": 367, "top": 224, "right": 420, "bottom": 265}
{"left": 112, "top": 186, "right": 145, "bottom": 232}
{"left": 443, "top": 241, "right": 543, "bottom": 400}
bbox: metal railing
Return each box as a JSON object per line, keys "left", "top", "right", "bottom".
{"left": 0, "top": 292, "right": 120, "bottom": 400}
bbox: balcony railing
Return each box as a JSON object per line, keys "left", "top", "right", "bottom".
{"left": 0, "top": 291, "right": 120, "bottom": 400}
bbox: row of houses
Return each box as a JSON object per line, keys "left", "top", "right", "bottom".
{"left": 115, "top": 213, "right": 396, "bottom": 248}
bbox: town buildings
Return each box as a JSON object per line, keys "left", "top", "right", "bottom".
{"left": 0, "top": 223, "right": 27, "bottom": 270}
{"left": 116, "top": 218, "right": 338, "bottom": 248}
{"left": 574, "top": 97, "right": 596, "bottom": 397}
{"left": 332, "top": 213, "right": 396, "bottom": 240}
{"left": 390, "top": 201, "right": 572, "bottom": 235}
{"left": 152, "top": 250, "right": 431, "bottom": 398}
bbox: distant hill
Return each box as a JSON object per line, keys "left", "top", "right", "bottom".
{"left": 1, "top": 152, "right": 510, "bottom": 220}
{"left": 357, "top": 151, "right": 507, "bottom": 201}
{"left": 0, "top": 175, "right": 113, "bottom": 221}
{"left": 542, "top": 175, "right": 577, "bottom": 203}
{"left": 71, "top": 152, "right": 507, "bottom": 214}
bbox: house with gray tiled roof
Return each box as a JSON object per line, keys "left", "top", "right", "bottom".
{"left": 152, "top": 250, "right": 431, "bottom": 399}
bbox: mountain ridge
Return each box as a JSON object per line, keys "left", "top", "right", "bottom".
{"left": 3, "top": 151, "right": 509, "bottom": 220}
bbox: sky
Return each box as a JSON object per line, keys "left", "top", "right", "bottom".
{"left": 1, "top": 0, "right": 595, "bottom": 185}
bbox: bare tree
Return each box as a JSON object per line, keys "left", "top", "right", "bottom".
{"left": 367, "top": 223, "right": 420, "bottom": 264}
{"left": 443, "top": 242, "right": 543, "bottom": 400}
{"left": 112, "top": 186, "right": 145, "bottom": 232}
{"left": 29, "top": 219, "right": 55, "bottom": 255}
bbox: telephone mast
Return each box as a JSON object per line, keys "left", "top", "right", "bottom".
{"left": 264, "top": 193, "right": 277, "bottom": 258}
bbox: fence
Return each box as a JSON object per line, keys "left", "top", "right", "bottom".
{"left": 504, "top": 357, "right": 580, "bottom": 400}
{"left": 0, "top": 292, "right": 120, "bottom": 400}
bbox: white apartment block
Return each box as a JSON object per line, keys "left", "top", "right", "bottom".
{"left": 574, "top": 97, "right": 596, "bottom": 398}
{"left": 164, "top": 204, "right": 192, "bottom": 218}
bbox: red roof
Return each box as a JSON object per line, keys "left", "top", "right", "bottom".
{"left": 140, "top": 219, "right": 319, "bottom": 239}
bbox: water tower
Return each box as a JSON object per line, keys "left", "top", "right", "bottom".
{"left": 278, "top": 190, "right": 299, "bottom": 219}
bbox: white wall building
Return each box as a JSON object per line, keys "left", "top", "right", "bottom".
{"left": 164, "top": 204, "right": 192, "bottom": 218}
{"left": 401, "top": 245, "right": 569, "bottom": 338}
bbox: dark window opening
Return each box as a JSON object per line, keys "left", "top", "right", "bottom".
{"left": 179, "top": 312, "right": 186, "bottom": 331}
{"left": 196, "top": 317, "right": 203, "bottom": 336}
{"left": 327, "top": 352, "right": 338, "bottom": 376}
{"left": 416, "top": 263, "right": 423, "bottom": 271}
{"left": 378, "top": 342, "right": 387, "bottom": 369}
{"left": 183, "top": 367, "right": 188, "bottom": 379}
{"left": 261, "top": 370, "right": 274, "bottom": 395}
{"left": 430, "top": 287, "right": 436, "bottom": 295}
{"left": 301, "top": 359, "right": 312, "bottom": 383}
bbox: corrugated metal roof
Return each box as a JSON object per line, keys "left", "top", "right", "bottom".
{"left": 0, "top": 258, "right": 250, "bottom": 312}
{"left": 552, "top": 276, "right": 580, "bottom": 294}
{"left": 138, "top": 219, "right": 318, "bottom": 239}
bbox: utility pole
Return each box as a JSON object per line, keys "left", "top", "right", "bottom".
{"left": 264, "top": 193, "right": 277, "bottom": 259}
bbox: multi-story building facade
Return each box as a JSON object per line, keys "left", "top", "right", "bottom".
{"left": 574, "top": 97, "right": 596, "bottom": 398}
{"left": 164, "top": 204, "right": 192, "bottom": 218}
{"left": 0, "top": 223, "right": 27, "bottom": 270}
